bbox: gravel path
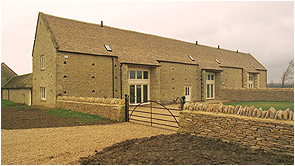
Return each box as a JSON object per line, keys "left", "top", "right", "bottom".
{"left": 1, "top": 123, "right": 175, "bottom": 165}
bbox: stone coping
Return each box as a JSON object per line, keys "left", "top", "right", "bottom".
{"left": 222, "top": 88, "right": 294, "bottom": 91}
{"left": 56, "top": 100, "right": 119, "bottom": 107}
{"left": 57, "top": 96, "right": 124, "bottom": 105}
{"left": 180, "top": 110, "right": 294, "bottom": 125}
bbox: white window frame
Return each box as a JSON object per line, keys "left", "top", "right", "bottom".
{"left": 40, "top": 87, "right": 46, "bottom": 100}
{"left": 104, "top": 44, "right": 112, "bottom": 52}
{"left": 248, "top": 74, "right": 254, "bottom": 89}
{"left": 128, "top": 70, "right": 150, "bottom": 83}
{"left": 40, "top": 55, "right": 45, "bottom": 70}
{"left": 128, "top": 69, "right": 150, "bottom": 104}
{"left": 206, "top": 72, "right": 215, "bottom": 99}
{"left": 184, "top": 86, "right": 191, "bottom": 102}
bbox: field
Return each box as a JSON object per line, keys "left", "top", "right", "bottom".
{"left": 1, "top": 100, "right": 117, "bottom": 129}
{"left": 224, "top": 101, "right": 294, "bottom": 111}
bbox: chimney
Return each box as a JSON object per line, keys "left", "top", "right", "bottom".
{"left": 218, "top": 45, "right": 220, "bottom": 49}
{"left": 101, "top": 21, "right": 103, "bottom": 27}
{"left": 196, "top": 41, "right": 198, "bottom": 45}
{"left": 236, "top": 50, "right": 239, "bottom": 53}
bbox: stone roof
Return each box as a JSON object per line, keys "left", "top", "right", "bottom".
{"left": 1, "top": 62, "right": 18, "bottom": 86}
{"left": 2, "top": 73, "right": 33, "bottom": 89}
{"left": 40, "top": 12, "right": 266, "bottom": 72}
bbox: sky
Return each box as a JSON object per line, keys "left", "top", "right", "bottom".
{"left": 1, "top": 0, "right": 294, "bottom": 83}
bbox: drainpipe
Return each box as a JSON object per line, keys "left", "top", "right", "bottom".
{"left": 112, "top": 57, "right": 114, "bottom": 98}
{"left": 120, "top": 63, "right": 123, "bottom": 99}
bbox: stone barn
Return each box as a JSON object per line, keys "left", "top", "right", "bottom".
{"left": 32, "top": 12, "right": 267, "bottom": 108}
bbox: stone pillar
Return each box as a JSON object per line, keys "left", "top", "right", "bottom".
{"left": 242, "top": 70, "right": 248, "bottom": 88}
{"left": 254, "top": 73, "right": 260, "bottom": 88}
{"left": 201, "top": 70, "right": 206, "bottom": 101}
{"left": 150, "top": 67, "right": 160, "bottom": 101}
{"left": 215, "top": 71, "right": 223, "bottom": 100}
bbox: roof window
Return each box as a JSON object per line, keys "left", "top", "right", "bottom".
{"left": 104, "top": 44, "right": 112, "bottom": 52}
{"left": 250, "top": 63, "right": 255, "bottom": 68}
{"left": 188, "top": 55, "right": 195, "bottom": 61}
{"left": 215, "top": 58, "right": 220, "bottom": 64}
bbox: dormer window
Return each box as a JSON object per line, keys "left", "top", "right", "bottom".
{"left": 104, "top": 44, "right": 112, "bottom": 52}
{"left": 215, "top": 58, "right": 220, "bottom": 64}
{"left": 188, "top": 55, "right": 195, "bottom": 61}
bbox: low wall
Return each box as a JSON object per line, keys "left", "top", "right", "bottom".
{"left": 221, "top": 88, "right": 294, "bottom": 102}
{"left": 179, "top": 102, "right": 294, "bottom": 154}
{"left": 56, "top": 96, "right": 125, "bottom": 122}
{"left": 2, "top": 88, "right": 32, "bottom": 105}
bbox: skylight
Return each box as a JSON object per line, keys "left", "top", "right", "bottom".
{"left": 250, "top": 63, "right": 255, "bottom": 68}
{"left": 188, "top": 55, "right": 195, "bottom": 61}
{"left": 215, "top": 58, "right": 220, "bottom": 64}
{"left": 104, "top": 44, "right": 112, "bottom": 52}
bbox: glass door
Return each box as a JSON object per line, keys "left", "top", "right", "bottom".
{"left": 129, "top": 84, "right": 148, "bottom": 104}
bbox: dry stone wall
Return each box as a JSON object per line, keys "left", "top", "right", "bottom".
{"left": 56, "top": 96, "right": 125, "bottom": 121}
{"left": 179, "top": 102, "right": 294, "bottom": 154}
{"left": 221, "top": 88, "right": 294, "bottom": 102}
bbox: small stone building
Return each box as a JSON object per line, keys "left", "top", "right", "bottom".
{"left": 1, "top": 63, "right": 17, "bottom": 86}
{"left": 32, "top": 12, "right": 267, "bottom": 108}
{"left": 2, "top": 73, "right": 33, "bottom": 105}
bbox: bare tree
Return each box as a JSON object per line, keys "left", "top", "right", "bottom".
{"left": 281, "top": 59, "right": 294, "bottom": 88}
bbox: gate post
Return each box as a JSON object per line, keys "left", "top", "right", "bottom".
{"left": 180, "top": 96, "right": 186, "bottom": 111}
{"left": 125, "top": 94, "right": 129, "bottom": 122}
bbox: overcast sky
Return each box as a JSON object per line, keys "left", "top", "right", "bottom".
{"left": 1, "top": 0, "right": 294, "bottom": 83}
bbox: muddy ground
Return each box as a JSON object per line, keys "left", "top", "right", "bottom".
{"left": 80, "top": 133, "right": 294, "bottom": 165}
{"left": 1, "top": 107, "right": 117, "bottom": 129}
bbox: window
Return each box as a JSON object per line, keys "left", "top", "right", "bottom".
{"left": 41, "top": 55, "right": 45, "bottom": 70}
{"left": 137, "top": 71, "right": 142, "bottom": 79}
{"left": 250, "top": 63, "right": 255, "bottom": 68}
{"left": 104, "top": 44, "right": 112, "bottom": 52}
{"left": 215, "top": 58, "right": 220, "bottom": 64}
{"left": 129, "top": 70, "right": 149, "bottom": 80}
{"left": 128, "top": 69, "right": 150, "bottom": 104}
{"left": 40, "top": 87, "right": 46, "bottom": 100}
{"left": 143, "top": 71, "right": 148, "bottom": 79}
{"left": 206, "top": 72, "right": 215, "bottom": 99}
{"left": 248, "top": 74, "right": 254, "bottom": 88}
{"left": 188, "top": 55, "right": 195, "bottom": 61}
{"left": 129, "top": 84, "right": 149, "bottom": 104}
{"left": 207, "top": 73, "right": 214, "bottom": 80}
{"left": 130, "top": 71, "right": 136, "bottom": 79}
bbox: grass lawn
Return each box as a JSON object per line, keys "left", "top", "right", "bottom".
{"left": 1, "top": 100, "right": 32, "bottom": 109}
{"left": 45, "top": 109, "right": 106, "bottom": 122}
{"left": 224, "top": 101, "right": 294, "bottom": 111}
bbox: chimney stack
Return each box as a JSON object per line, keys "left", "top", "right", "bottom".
{"left": 101, "top": 21, "right": 103, "bottom": 27}
{"left": 218, "top": 45, "right": 220, "bottom": 49}
{"left": 196, "top": 41, "right": 198, "bottom": 45}
{"left": 236, "top": 50, "right": 239, "bottom": 53}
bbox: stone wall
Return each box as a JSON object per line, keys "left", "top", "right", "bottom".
{"left": 220, "top": 67, "right": 243, "bottom": 88}
{"left": 221, "top": 88, "right": 294, "bottom": 102}
{"left": 179, "top": 102, "right": 294, "bottom": 154}
{"left": 2, "top": 89, "right": 32, "bottom": 105}
{"left": 32, "top": 14, "right": 58, "bottom": 108}
{"left": 56, "top": 96, "right": 125, "bottom": 121}
{"left": 158, "top": 61, "right": 201, "bottom": 103}
{"left": 56, "top": 52, "right": 120, "bottom": 99}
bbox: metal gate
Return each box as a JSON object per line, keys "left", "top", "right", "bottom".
{"left": 124, "top": 94, "right": 185, "bottom": 130}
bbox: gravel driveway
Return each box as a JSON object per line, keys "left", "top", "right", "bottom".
{"left": 1, "top": 123, "right": 175, "bottom": 165}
